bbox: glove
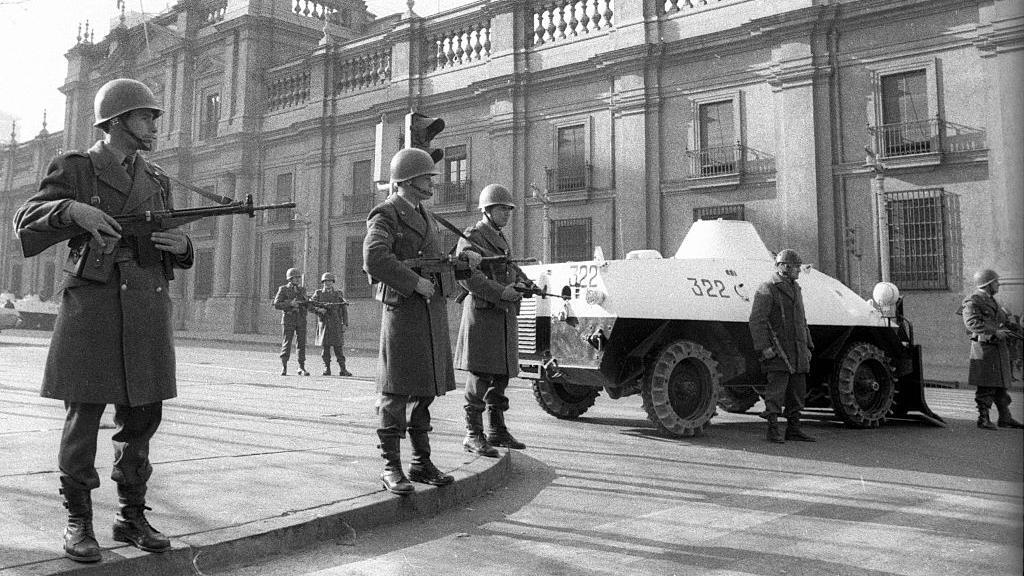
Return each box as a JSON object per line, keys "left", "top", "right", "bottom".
{"left": 500, "top": 285, "right": 523, "bottom": 302}
{"left": 67, "top": 201, "right": 121, "bottom": 254}
{"left": 460, "top": 250, "right": 482, "bottom": 268}
{"left": 761, "top": 347, "right": 777, "bottom": 360}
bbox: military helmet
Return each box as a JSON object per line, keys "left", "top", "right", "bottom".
{"left": 478, "top": 184, "right": 515, "bottom": 211}
{"left": 94, "top": 78, "right": 163, "bottom": 127}
{"left": 320, "top": 272, "right": 336, "bottom": 283}
{"left": 390, "top": 148, "right": 439, "bottom": 183}
{"left": 286, "top": 268, "right": 302, "bottom": 280}
{"left": 973, "top": 268, "right": 999, "bottom": 288}
{"left": 775, "top": 249, "right": 802, "bottom": 266}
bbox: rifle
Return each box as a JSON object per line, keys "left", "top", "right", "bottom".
{"left": 766, "top": 324, "right": 796, "bottom": 375}
{"left": 403, "top": 254, "right": 476, "bottom": 300}
{"left": 457, "top": 256, "right": 563, "bottom": 302}
{"left": 70, "top": 195, "right": 296, "bottom": 282}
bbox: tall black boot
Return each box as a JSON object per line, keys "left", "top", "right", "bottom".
{"left": 60, "top": 480, "right": 101, "bottom": 563}
{"left": 766, "top": 415, "right": 785, "bottom": 443}
{"left": 280, "top": 358, "right": 288, "bottom": 376}
{"left": 977, "top": 405, "right": 998, "bottom": 430}
{"left": 379, "top": 437, "right": 414, "bottom": 495}
{"left": 338, "top": 357, "right": 353, "bottom": 377}
{"left": 785, "top": 416, "right": 816, "bottom": 442}
{"left": 462, "top": 408, "right": 498, "bottom": 457}
{"left": 322, "top": 360, "right": 332, "bottom": 376}
{"left": 996, "top": 402, "right": 1024, "bottom": 428}
{"left": 486, "top": 409, "right": 526, "bottom": 449}
{"left": 408, "top": 431, "right": 454, "bottom": 486}
{"left": 112, "top": 484, "right": 170, "bottom": 553}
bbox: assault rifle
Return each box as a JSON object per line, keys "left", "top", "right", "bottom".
{"left": 454, "top": 256, "right": 563, "bottom": 303}
{"left": 403, "top": 254, "right": 476, "bottom": 299}
{"left": 70, "top": 195, "right": 296, "bottom": 282}
{"left": 765, "top": 324, "right": 796, "bottom": 374}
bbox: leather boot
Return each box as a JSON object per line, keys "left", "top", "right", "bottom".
{"left": 322, "top": 362, "right": 331, "bottom": 376}
{"left": 280, "top": 358, "right": 288, "bottom": 376}
{"left": 785, "top": 416, "right": 816, "bottom": 442}
{"left": 379, "top": 438, "right": 414, "bottom": 495}
{"left": 977, "top": 407, "right": 998, "bottom": 430}
{"left": 407, "top": 431, "right": 454, "bottom": 486}
{"left": 297, "top": 363, "right": 310, "bottom": 376}
{"left": 766, "top": 415, "right": 785, "bottom": 443}
{"left": 338, "top": 358, "right": 353, "bottom": 377}
{"left": 996, "top": 402, "right": 1024, "bottom": 428}
{"left": 112, "top": 485, "right": 170, "bottom": 553}
{"left": 463, "top": 408, "right": 499, "bottom": 457}
{"left": 486, "top": 409, "right": 526, "bottom": 449}
{"left": 60, "top": 481, "right": 101, "bottom": 563}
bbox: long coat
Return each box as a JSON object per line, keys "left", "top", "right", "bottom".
{"left": 962, "top": 289, "right": 1017, "bottom": 388}
{"left": 273, "top": 282, "right": 309, "bottom": 329}
{"left": 363, "top": 195, "right": 456, "bottom": 396}
{"left": 749, "top": 272, "right": 814, "bottom": 374}
{"left": 311, "top": 287, "right": 348, "bottom": 346}
{"left": 454, "top": 218, "right": 519, "bottom": 376}
{"left": 13, "top": 141, "right": 194, "bottom": 406}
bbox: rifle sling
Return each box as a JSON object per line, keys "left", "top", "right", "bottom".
{"left": 161, "top": 172, "right": 235, "bottom": 205}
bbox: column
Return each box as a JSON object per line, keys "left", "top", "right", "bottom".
{"left": 211, "top": 173, "right": 235, "bottom": 296}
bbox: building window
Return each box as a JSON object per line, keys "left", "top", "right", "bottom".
{"left": 553, "top": 124, "right": 587, "bottom": 192}
{"left": 194, "top": 249, "right": 214, "bottom": 299}
{"left": 201, "top": 92, "right": 220, "bottom": 140}
{"left": 344, "top": 237, "right": 371, "bottom": 298}
{"left": 877, "top": 70, "right": 934, "bottom": 156}
{"left": 438, "top": 145, "right": 469, "bottom": 206}
{"left": 269, "top": 173, "right": 294, "bottom": 224}
{"left": 885, "top": 188, "right": 947, "bottom": 290}
{"left": 694, "top": 204, "right": 744, "bottom": 221}
{"left": 695, "top": 99, "right": 737, "bottom": 176}
{"left": 345, "top": 160, "right": 375, "bottom": 215}
{"left": 552, "top": 217, "right": 591, "bottom": 263}
{"left": 191, "top": 187, "right": 218, "bottom": 235}
{"left": 268, "top": 243, "right": 294, "bottom": 298}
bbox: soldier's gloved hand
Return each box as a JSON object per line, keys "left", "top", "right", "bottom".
{"left": 151, "top": 227, "right": 189, "bottom": 255}
{"left": 500, "top": 285, "right": 523, "bottom": 302}
{"left": 761, "top": 347, "right": 777, "bottom": 360}
{"left": 996, "top": 328, "right": 1014, "bottom": 341}
{"left": 460, "top": 251, "right": 482, "bottom": 268}
{"left": 414, "top": 276, "right": 435, "bottom": 299}
{"left": 67, "top": 201, "right": 121, "bottom": 254}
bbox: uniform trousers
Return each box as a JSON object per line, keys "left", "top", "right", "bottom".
{"left": 321, "top": 340, "right": 345, "bottom": 366}
{"left": 763, "top": 371, "right": 806, "bottom": 419}
{"left": 376, "top": 393, "right": 434, "bottom": 440}
{"left": 279, "top": 325, "right": 307, "bottom": 365}
{"left": 59, "top": 401, "right": 162, "bottom": 491}
{"left": 464, "top": 372, "right": 510, "bottom": 415}
{"left": 976, "top": 386, "right": 1012, "bottom": 410}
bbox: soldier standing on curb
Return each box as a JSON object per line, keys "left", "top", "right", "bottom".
{"left": 749, "top": 249, "right": 816, "bottom": 444}
{"left": 363, "top": 148, "right": 481, "bottom": 495}
{"left": 13, "top": 78, "right": 193, "bottom": 563}
{"left": 455, "top": 184, "right": 527, "bottom": 458}
{"left": 962, "top": 268, "right": 1024, "bottom": 430}
{"left": 311, "top": 272, "right": 352, "bottom": 376}
{"left": 273, "top": 268, "right": 310, "bottom": 376}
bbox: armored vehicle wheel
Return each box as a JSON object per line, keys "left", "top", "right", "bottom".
{"left": 642, "top": 340, "right": 721, "bottom": 437}
{"left": 532, "top": 377, "right": 599, "bottom": 420}
{"left": 717, "top": 386, "right": 760, "bottom": 414}
{"left": 829, "top": 342, "right": 896, "bottom": 428}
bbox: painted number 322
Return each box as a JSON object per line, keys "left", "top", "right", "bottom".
{"left": 687, "top": 277, "right": 730, "bottom": 298}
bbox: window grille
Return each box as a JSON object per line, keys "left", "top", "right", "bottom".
{"left": 694, "top": 204, "right": 744, "bottom": 221}
{"left": 268, "top": 243, "right": 294, "bottom": 298}
{"left": 552, "top": 217, "right": 591, "bottom": 262}
{"left": 269, "top": 173, "right": 294, "bottom": 224}
{"left": 201, "top": 93, "right": 220, "bottom": 140}
{"left": 193, "top": 249, "right": 214, "bottom": 299}
{"left": 344, "top": 237, "right": 371, "bottom": 298}
{"left": 885, "top": 188, "right": 947, "bottom": 290}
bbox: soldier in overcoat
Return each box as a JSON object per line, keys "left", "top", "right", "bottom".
{"left": 13, "top": 79, "right": 193, "bottom": 563}
{"left": 962, "top": 268, "right": 1024, "bottom": 429}
{"left": 310, "top": 272, "right": 352, "bottom": 376}
{"left": 455, "top": 184, "right": 526, "bottom": 457}
{"left": 273, "top": 268, "right": 310, "bottom": 376}
{"left": 363, "top": 148, "right": 481, "bottom": 495}
{"left": 749, "top": 249, "right": 816, "bottom": 443}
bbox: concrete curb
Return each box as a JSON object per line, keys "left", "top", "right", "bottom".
{"left": 4, "top": 451, "right": 512, "bottom": 576}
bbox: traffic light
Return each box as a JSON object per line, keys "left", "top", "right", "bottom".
{"left": 404, "top": 111, "right": 445, "bottom": 164}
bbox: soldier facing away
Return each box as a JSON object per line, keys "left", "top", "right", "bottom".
{"left": 310, "top": 272, "right": 352, "bottom": 376}
{"left": 273, "top": 267, "right": 310, "bottom": 376}
{"left": 13, "top": 78, "right": 193, "bottom": 563}
{"left": 748, "top": 249, "right": 817, "bottom": 444}
{"left": 961, "top": 268, "right": 1024, "bottom": 430}
{"left": 455, "top": 184, "right": 527, "bottom": 458}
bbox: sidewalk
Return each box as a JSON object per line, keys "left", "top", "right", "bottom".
{"left": 0, "top": 331, "right": 511, "bottom": 576}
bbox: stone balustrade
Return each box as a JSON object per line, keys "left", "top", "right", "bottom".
{"left": 531, "top": 0, "right": 615, "bottom": 46}
{"left": 332, "top": 48, "right": 392, "bottom": 94}
{"left": 266, "top": 68, "right": 311, "bottom": 111}
{"left": 424, "top": 19, "right": 492, "bottom": 72}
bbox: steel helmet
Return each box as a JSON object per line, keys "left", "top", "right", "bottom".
{"left": 286, "top": 268, "right": 302, "bottom": 280}
{"left": 93, "top": 78, "right": 163, "bottom": 127}
{"left": 478, "top": 184, "right": 515, "bottom": 211}
{"left": 390, "top": 148, "right": 439, "bottom": 183}
{"left": 775, "top": 249, "right": 802, "bottom": 266}
{"left": 320, "top": 272, "right": 336, "bottom": 283}
{"left": 973, "top": 268, "right": 999, "bottom": 288}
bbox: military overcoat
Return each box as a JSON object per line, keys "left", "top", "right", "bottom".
{"left": 13, "top": 141, "right": 194, "bottom": 406}
{"left": 454, "top": 218, "right": 519, "bottom": 376}
{"left": 273, "top": 283, "right": 309, "bottom": 329}
{"left": 749, "top": 272, "right": 814, "bottom": 374}
{"left": 311, "top": 287, "right": 348, "bottom": 347}
{"left": 962, "top": 289, "right": 1017, "bottom": 388}
{"left": 363, "top": 195, "right": 456, "bottom": 396}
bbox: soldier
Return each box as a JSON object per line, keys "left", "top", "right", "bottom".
{"left": 273, "top": 268, "right": 310, "bottom": 376}
{"left": 13, "top": 78, "right": 193, "bottom": 563}
{"left": 310, "top": 272, "right": 352, "bottom": 376}
{"left": 749, "top": 249, "right": 816, "bottom": 444}
{"left": 363, "top": 147, "right": 481, "bottom": 495}
{"left": 455, "top": 184, "right": 526, "bottom": 457}
{"left": 962, "top": 269, "right": 1024, "bottom": 430}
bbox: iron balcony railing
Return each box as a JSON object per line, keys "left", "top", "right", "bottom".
{"left": 545, "top": 162, "right": 592, "bottom": 194}
{"left": 434, "top": 179, "right": 470, "bottom": 206}
{"left": 868, "top": 118, "right": 941, "bottom": 159}
{"left": 685, "top": 143, "right": 775, "bottom": 179}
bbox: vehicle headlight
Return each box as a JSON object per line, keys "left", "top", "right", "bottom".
{"left": 871, "top": 282, "right": 900, "bottom": 318}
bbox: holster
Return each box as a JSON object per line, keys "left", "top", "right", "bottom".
{"left": 64, "top": 239, "right": 116, "bottom": 283}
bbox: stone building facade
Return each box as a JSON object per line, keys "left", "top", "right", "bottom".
{"left": 1, "top": 0, "right": 1021, "bottom": 370}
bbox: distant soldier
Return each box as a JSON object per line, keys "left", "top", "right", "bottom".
{"left": 14, "top": 78, "right": 192, "bottom": 563}
{"left": 363, "top": 148, "right": 481, "bottom": 495}
{"left": 749, "top": 249, "right": 816, "bottom": 444}
{"left": 273, "top": 268, "right": 310, "bottom": 376}
{"left": 962, "top": 269, "right": 1023, "bottom": 430}
{"left": 310, "top": 272, "right": 352, "bottom": 376}
{"left": 455, "top": 184, "right": 526, "bottom": 457}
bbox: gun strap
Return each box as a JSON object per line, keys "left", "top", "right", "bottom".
{"left": 159, "top": 171, "right": 235, "bottom": 205}
{"left": 431, "top": 212, "right": 493, "bottom": 256}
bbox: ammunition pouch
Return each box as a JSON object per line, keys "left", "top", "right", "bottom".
{"left": 64, "top": 236, "right": 173, "bottom": 283}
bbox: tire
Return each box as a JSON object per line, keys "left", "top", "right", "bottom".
{"left": 641, "top": 340, "right": 721, "bottom": 437}
{"left": 829, "top": 341, "right": 896, "bottom": 428}
{"left": 532, "top": 375, "right": 599, "bottom": 420}
{"left": 717, "top": 386, "right": 760, "bottom": 414}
